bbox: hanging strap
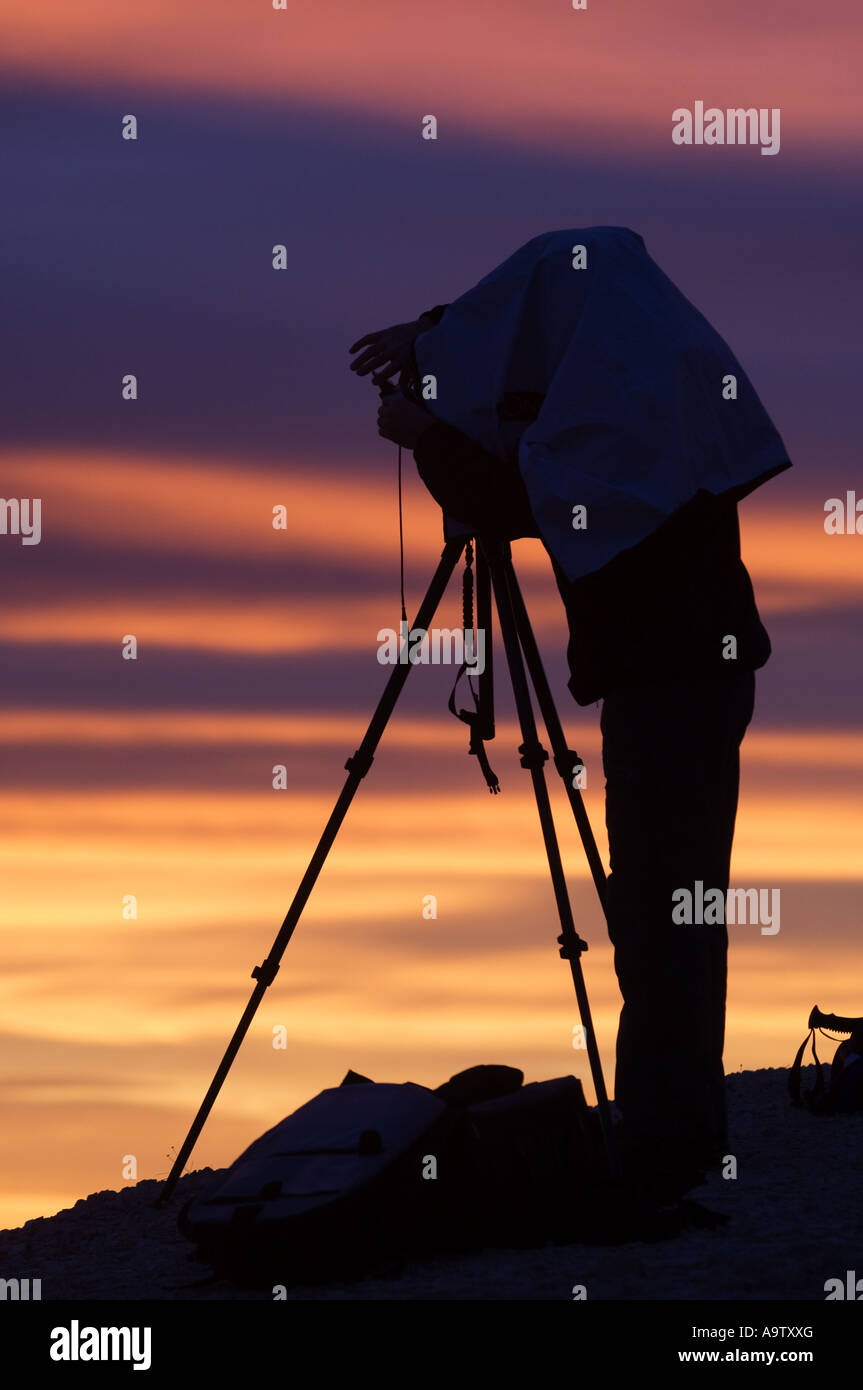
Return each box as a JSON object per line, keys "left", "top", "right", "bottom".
{"left": 448, "top": 542, "right": 500, "bottom": 794}
{"left": 788, "top": 1028, "right": 824, "bottom": 1107}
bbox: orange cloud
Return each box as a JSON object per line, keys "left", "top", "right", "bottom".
{"left": 0, "top": 451, "right": 850, "bottom": 663}
{"left": 1, "top": 749, "right": 857, "bottom": 1228}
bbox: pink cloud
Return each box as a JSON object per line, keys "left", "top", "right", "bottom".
{"left": 1, "top": 0, "right": 859, "bottom": 153}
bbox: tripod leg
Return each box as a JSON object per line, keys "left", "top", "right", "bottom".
{"left": 504, "top": 562, "right": 608, "bottom": 918}
{"left": 157, "top": 538, "right": 467, "bottom": 1204}
{"left": 481, "top": 538, "right": 619, "bottom": 1177}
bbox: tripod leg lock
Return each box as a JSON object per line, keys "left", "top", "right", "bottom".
{"left": 345, "top": 747, "right": 374, "bottom": 779}
{"left": 558, "top": 930, "right": 589, "bottom": 959}
{"left": 518, "top": 739, "right": 548, "bottom": 771}
{"left": 252, "top": 958, "right": 280, "bottom": 987}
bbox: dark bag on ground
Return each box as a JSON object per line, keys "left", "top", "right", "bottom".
{"left": 178, "top": 1064, "right": 605, "bottom": 1285}
{"left": 789, "top": 1006, "right": 863, "bottom": 1114}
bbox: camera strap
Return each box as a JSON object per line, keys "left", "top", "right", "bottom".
{"left": 448, "top": 542, "right": 500, "bottom": 794}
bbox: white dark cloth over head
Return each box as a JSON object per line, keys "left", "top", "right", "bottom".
{"left": 413, "top": 227, "right": 791, "bottom": 580}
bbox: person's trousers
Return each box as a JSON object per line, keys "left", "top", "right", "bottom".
{"left": 599, "top": 670, "right": 756, "bottom": 1171}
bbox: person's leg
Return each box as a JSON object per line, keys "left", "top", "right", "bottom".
{"left": 599, "top": 671, "right": 755, "bottom": 1182}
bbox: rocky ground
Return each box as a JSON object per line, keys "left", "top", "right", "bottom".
{"left": 1, "top": 1067, "right": 859, "bottom": 1301}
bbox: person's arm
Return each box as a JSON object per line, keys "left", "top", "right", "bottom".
{"left": 417, "top": 304, "right": 449, "bottom": 328}
{"left": 409, "top": 304, "right": 449, "bottom": 379}
{"left": 349, "top": 307, "right": 449, "bottom": 379}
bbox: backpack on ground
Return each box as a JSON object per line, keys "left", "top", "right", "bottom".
{"left": 178, "top": 1064, "right": 605, "bottom": 1285}
{"left": 789, "top": 1006, "right": 863, "bottom": 1114}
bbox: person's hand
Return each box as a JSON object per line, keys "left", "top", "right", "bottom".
{"left": 349, "top": 319, "right": 426, "bottom": 378}
{"left": 377, "top": 391, "right": 436, "bottom": 449}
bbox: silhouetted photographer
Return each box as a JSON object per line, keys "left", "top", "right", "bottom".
{"left": 350, "top": 227, "right": 791, "bottom": 1202}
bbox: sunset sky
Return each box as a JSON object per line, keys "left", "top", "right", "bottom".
{"left": 1, "top": 1, "right": 861, "bottom": 1230}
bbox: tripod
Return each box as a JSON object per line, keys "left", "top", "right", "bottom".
{"left": 159, "top": 533, "right": 618, "bottom": 1204}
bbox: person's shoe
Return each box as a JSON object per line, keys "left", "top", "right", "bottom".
{"left": 637, "top": 1195, "right": 731, "bottom": 1241}
{"left": 571, "top": 1173, "right": 729, "bottom": 1244}
{"left": 639, "top": 1164, "right": 708, "bottom": 1204}
{"left": 614, "top": 1136, "right": 717, "bottom": 1210}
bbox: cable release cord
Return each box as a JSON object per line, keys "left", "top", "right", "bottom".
{"left": 376, "top": 364, "right": 497, "bottom": 793}
{"left": 398, "top": 444, "right": 407, "bottom": 630}
{"left": 372, "top": 371, "right": 408, "bottom": 632}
